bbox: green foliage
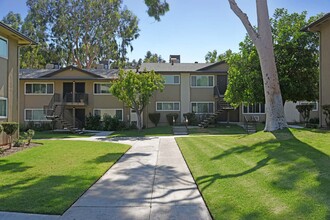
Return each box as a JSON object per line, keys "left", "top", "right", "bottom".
{"left": 13, "top": 136, "right": 25, "bottom": 148}
{"left": 1, "top": 122, "right": 19, "bottom": 147}
{"left": 322, "top": 105, "right": 330, "bottom": 128}
{"left": 1, "top": 11, "right": 22, "bottom": 30}
{"left": 224, "top": 9, "right": 320, "bottom": 106}
{"left": 144, "top": 0, "right": 169, "bottom": 21}
{"left": 183, "top": 112, "right": 198, "bottom": 126}
{"left": 111, "top": 69, "right": 164, "bottom": 129}
{"left": 20, "top": 121, "right": 52, "bottom": 132}
{"left": 205, "top": 49, "right": 232, "bottom": 63}
{"left": 103, "top": 115, "right": 125, "bottom": 131}
{"left": 148, "top": 113, "right": 161, "bottom": 127}
{"left": 166, "top": 113, "right": 179, "bottom": 126}
{"left": 0, "top": 124, "right": 3, "bottom": 134}
{"left": 24, "top": 0, "right": 139, "bottom": 68}
{"left": 143, "top": 51, "right": 165, "bottom": 63}
{"left": 85, "top": 114, "right": 101, "bottom": 130}
{"left": 24, "top": 129, "right": 35, "bottom": 146}
{"left": 296, "top": 104, "right": 314, "bottom": 123}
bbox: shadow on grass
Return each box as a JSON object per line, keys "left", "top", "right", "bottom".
{"left": 0, "top": 151, "right": 127, "bottom": 215}
{"left": 194, "top": 128, "right": 330, "bottom": 218}
{"left": 0, "top": 160, "right": 33, "bottom": 173}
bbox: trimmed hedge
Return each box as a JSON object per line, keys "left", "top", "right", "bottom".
{"left": 166, "top": 113, "right": 179, "bottom": 126}
{"left": 149, "top": 113, "right": 161, "bottom": 127}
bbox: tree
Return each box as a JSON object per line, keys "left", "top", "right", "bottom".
{"left": 144, "top": 0, "right": 170, "bottom": 21}
{"left": 25, "top": 0, "right": 139, "bottom": 69}
{"left": 1, "top": 11, "right": 22, "bottom": 31}
{"left": 143, "top": 51, "right": 165, "bottom": 63}
{"left": 228, "top": 0, "right": 287, "bottom": 131}
{"left": 225, "top": 9, "right": 320, "bottom": 108}
{"left": 205, "top": 49, "right": 232, "bottom": 63}
{"left": 110, "top": 70, "right": 164, "bottom": 130}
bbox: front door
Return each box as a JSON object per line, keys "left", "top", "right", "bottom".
{"left": 217, "top": 75, "right": 228, "bottom": 96}
{"left": 75, "top": 108, "right": 85, "bottom": 128}
{"left": 63, "top": 82, "right": 73, "bottom": 102}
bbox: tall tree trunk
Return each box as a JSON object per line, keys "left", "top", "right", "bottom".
{"left": 229, "top": 0, "right": 287, "bottom": 131}
{"left": 136, "top": 109, "right": 143, "bottom": 130}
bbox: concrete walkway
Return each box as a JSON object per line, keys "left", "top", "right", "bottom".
{"left": 0, "top": 134, "right": 212, "bottom": 220}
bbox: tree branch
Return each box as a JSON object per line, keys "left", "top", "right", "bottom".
{"left": 228, "top": 0, "right": 259, "bottom": 44}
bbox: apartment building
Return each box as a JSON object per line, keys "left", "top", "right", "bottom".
{"left": 0, "top": 22, "right": 36, "bottom": 145}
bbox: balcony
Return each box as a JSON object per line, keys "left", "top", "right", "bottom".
{"left": 63, "top": 93, "right": 89, "bottom": 106}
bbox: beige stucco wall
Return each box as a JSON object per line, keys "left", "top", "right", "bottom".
{"left": 0, "top": 34, "right": 19, "bottom": 145}
{"left": 319, "top": 22, "right": 330, "bottom": 127}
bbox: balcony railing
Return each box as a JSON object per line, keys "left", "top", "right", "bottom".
{"left": 63, "top": 93, "right": 89, "bottom": 105}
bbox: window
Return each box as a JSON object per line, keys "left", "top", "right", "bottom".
{"left": 191, "top": 102, "right": 214, "bottom": 114}
{"left": 25, "top": 109, "right": 50, "bottom": 121}
{"left": 298, "top": 101, "right": 318, "bottom": 111}
{"left": 25, "top": 83, "right": 54, "bottom": 95}
{"left": 191, "top": 75, "right": 214, "bottom": 87}
{"left": 156, "top": 102, "right": 180, "bottom": 111}
{"left": 94, "top": 83, "right": 112, "bottom": 94}
{"left": 0, "top": 36, "right": 8, "bottom": 59}
{"left": 243, "top": 103, "right": 265, "bottom": 114}
{"left": 94, "top": 109, "right": 123, "bottom": 121}
{"left": 0, "top": 97, "right": 7, "bottom": 118}
{"left": 163, "top": 75, "right": 180, "bottom": 84}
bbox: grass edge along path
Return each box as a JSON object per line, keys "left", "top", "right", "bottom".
{"left": 176, "top": 128, "right": 330, "bottom": 219}
{"left": 0, "top": 140, "right": 130, "bottom": 215}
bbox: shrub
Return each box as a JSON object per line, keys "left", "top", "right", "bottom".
{"left": 322, "top": 105, "right": 330, "bottom": 128}
{"left": 13, "top": 136, "right": 25, "bottom": 147}
{"left": 183, "top": 112, "right": 198, "bottom": 126}
{"left": 24, "top": 129, "right": 35, "bottom": 146}
{"left": 2, "top": 122, "right": 19, "bottom": 148}
{"left": 148, "top": 113, "right": 161, "bottom": 127}
{"left": 166, "top": 113, "right": 179, "bottom": 126}
{"left": 309, "top": 117, "right": 319, "bottom": 124}
{"left": 85, "top": 113, "right": 101, "bottom": 130}
{"left": 296, "top": 104, "right": 313, "bottom": 123}
{"left": 20, "top": 121, "right": 52, "bottom": 132}
{"left": 0, "top": 124, "right": 3, "bottom": 133}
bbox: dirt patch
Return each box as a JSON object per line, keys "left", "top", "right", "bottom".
{"left": 0, "top": 142, "right": 42, "bottom": 158}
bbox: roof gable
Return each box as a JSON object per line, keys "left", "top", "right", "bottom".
{"left": 302, "top": 13, "right": 330, "bottom": 32}
{"left": 0, "top": 22, "right": 37, "bottom": 45}
{"left": 197, "top": 61, "right": 228, "bottom": 72}
{"left": 42, "top": 66, "right": 103, "bottom": 79}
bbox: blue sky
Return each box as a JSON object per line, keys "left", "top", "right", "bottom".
{"left": 1, "top": 0, "right": 330, "bottom": 63}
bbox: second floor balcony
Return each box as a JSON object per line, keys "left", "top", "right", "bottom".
{"left": 63, "top": 93, "right": 89, "bottom": 106}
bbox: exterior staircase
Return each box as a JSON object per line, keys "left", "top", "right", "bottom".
{"left": 243, "top": 116, "right": 258, "bottom": 133}
{"left": 198, "top": 86, "right": 235, "bottom": 128}
{"left": 44, "top": 93, "right": 83, "bottom": 133}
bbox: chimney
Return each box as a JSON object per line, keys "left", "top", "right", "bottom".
{"left": 169, "top": 55, "right": 180, "bottom": 64}
{"left": 99, "top": 60, "right": 111, "bottom": 69}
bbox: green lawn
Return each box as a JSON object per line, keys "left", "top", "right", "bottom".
{"left": 109, "top": 126, "right": 173, "bottom": 137}
{"left": 188, "top": 124, "right": 248, "bottom": 135}
{"left": 0, "top": 140, "right": 130, "bottom": 214}
{"left": 176, "top": 128, "right": 330, "bottom": 219}
{"left": 33, "top": 131, "right": 95, "bottom": 139}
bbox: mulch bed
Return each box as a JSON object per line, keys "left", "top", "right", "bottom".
{"left": 0, "top": 142, "right": 42, "bottom": 158}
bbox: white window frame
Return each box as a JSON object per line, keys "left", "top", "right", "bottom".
{"left": 298, "top": 101, "right": 318, "bottom": 112}
{"left": 191, "top": 102, "right": 215, "bottom": 114}
{"left": 0, "top": 36, "right": 8, "bottom": 59}
{"left": 24, "top": 108, "right": 51, "bottom": 121}
{"left": 156, "top": 102, "right": 180, "bottom": 111}
{"left": 191, "top": 75, "right": 214, "bottom": 88}
{"left": 93, "top": 108, "right": 123, "bottom": 121}
{"left": 24, "top": 82, "right": 54, "bottom": 95}
{"left": 242, "top": 103, "right": 266, "bottom": 114}
{"left": 93, "top": 82, "right": 112, "bottom": 95}
{"left": 0, "top": 97, "right": 7, "bottom": 119}
{"left": 163, "top": 75, "right": 180, "bottom": 85}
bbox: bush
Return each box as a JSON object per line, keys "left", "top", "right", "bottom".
{"left": 13, "top": 136, "right": 25, "bottom": 147}
{"left": 103, "top": 115, "right": 122, "bottom": 131}
{"left": 166, "top": 113, "right": 179, "bottom": 126}
{"left": 24, "top": 129, "right": 35, "bottom": 146}
{"left": 148, "top": 113, "right": 161, "bottom": 127}
{"left": 0, "top": 124, "right": 3, "bottom": 133}
{"left": 309, "top": 117, "right": 319, "bottom": 124}
{"left": 322, "top": 105, "right": 330, "bottom": 128}
{"left": 183, "top": 112, "right": 198, "bottom": 126}
{"left": 2, "top": 122, "right": 19, "bottom": 148}
{"left": 20, "top": 121, "right": 52, "bottom": 132}
{"left": 296, "top": 104, "right": 313, "bottom": 123}
{"left": 85, "top": 113, "right": 102, "bottom": 130}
